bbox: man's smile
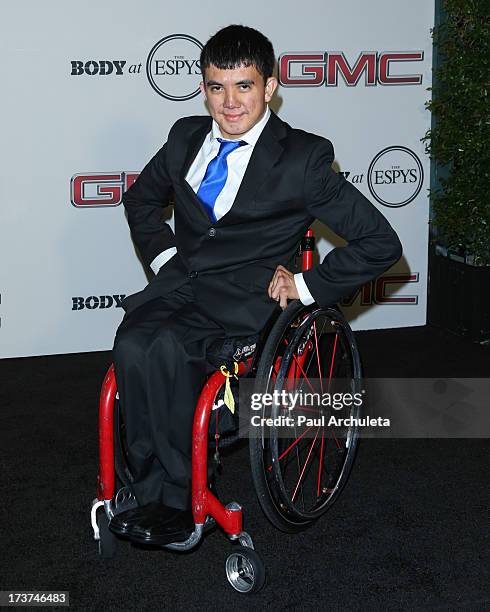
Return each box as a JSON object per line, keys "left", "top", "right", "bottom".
{"left": 223, "top": 113, "right": 245, "bottom": 121}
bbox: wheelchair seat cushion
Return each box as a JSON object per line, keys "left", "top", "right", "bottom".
{"left": 206, "top": 334, "right": 259, "bottom": 369}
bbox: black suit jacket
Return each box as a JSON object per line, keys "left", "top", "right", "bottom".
{"left": 122, "top": 111, "right": 402, "bottom": 335}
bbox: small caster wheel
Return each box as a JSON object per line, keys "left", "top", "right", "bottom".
{"left": 96, "top": 511, "right": 118, "bottom": 559}
{"left": 225, "top": 545, "right": 266, "bottom": 593}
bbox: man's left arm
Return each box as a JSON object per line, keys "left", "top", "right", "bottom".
{"left": 269, "top": 138, "right": 402, "bottom": 308}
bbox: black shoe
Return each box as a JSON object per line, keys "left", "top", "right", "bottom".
{"left": 129, "top": 507, "right": 194, "bottom": 546}
{"left": 109, "top": 502, "right": 163, "bottom": 538}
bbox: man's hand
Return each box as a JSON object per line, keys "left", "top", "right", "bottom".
{"left": 268, "top": 265, "right": 299, "bottom": 310}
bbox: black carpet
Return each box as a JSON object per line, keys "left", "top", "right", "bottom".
{"left": 1, "top": 325, "right": 489, "bottom": 611}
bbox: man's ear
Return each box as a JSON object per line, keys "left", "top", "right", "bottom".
{"left": 264, "top": 77, "right": 278, "bottom": 103}
{"left": 199, "top": 81, "right": 207, "bottom": 99}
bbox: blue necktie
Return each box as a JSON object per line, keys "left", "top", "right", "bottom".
{"left": 196, "top": 138, "right": 246, "bottom": 222}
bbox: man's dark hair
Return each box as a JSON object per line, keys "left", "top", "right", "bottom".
{"left": 200, "top": 25, "right": 275, "bottom": 82}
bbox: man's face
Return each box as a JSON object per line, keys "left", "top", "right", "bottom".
{"left": 200, "top": 64, "right": 277, "bottom": 139}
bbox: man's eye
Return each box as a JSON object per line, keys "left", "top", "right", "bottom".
{"left": 210, "top": 86, "right": 222, "bottom": 92}
{"left": 239, "top": 84, "right": 250, "bottom": 90}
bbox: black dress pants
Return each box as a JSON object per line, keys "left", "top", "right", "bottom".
{"left": 112, "top": 282, "right": 226, "bottom": 510}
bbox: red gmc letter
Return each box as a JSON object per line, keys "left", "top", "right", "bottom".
{"left": 279, "top": 53, "right": 325, "bottom": 86}
{"left": 375, "top": 273, "right": 420, "bottom": 304}
{"left": 71, "top": 173, "right": 124, "bottom": 207}
{"left": 378, "top": 52, "right": 424, "bottom": 85}
{"left": 326, "top": 52, "right": 376, "bottom": 86}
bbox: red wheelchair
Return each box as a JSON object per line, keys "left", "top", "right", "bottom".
{"left": 90, "top": 230, "right": 362, "bottom": 593}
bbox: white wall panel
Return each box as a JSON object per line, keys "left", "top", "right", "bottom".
{"left": 0, "top": 0, "right": 434, "bottom": 357}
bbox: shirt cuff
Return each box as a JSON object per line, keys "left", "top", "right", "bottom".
{"left": 150, "top": 248, "right": 177, "bottom": 275}
{"left": 294, "top": 272, "right": 315, "bottom": 306}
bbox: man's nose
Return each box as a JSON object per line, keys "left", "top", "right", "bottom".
{"left": 223, "top": 88, "right": 239, "bottom": 108}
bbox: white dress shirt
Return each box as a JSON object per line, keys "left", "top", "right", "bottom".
{"left": 150, "top": 107, "right": 314, "bottom": 305}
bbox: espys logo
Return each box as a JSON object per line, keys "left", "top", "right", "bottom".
{"left": 70, "top": 33, "right": 202, "bottom": 101}
{"left": 72, "top": 295, "right": 126, "bottom": 311}
{"left": 70, "top": 172, "right": 139, "bottom": 207}
{"left": 367, "top": 146, "right": 423, "bottom": 207}
{"left": 279, "top": 51, "right": 424, "bottom": 87}
{"left": 146, "top": 34, "right": 203, "bottom": 100}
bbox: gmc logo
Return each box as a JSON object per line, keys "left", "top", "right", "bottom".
{"left": 279, "top": 51, "right": 424, "bottom": 87}
{"left": 70, "top": 172, "right": 139, "bottom": 207}
{"left": 342, "top": 273, "right": 420, "bottom": 306}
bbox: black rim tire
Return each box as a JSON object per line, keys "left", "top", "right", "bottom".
{"left": 249, "top": 300, "right": 361, "bottom": 532}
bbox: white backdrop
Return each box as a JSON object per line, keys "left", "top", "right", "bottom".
{"left": 0, "top": 1, "right": 434, "bottom": 358}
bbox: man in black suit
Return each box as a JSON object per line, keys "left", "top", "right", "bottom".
{"left": 109, "top": 25, "right": 402, "bottom": 545}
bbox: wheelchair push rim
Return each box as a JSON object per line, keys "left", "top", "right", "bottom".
{"left": 250, "top": 301, "right": 362, "bottom": 529}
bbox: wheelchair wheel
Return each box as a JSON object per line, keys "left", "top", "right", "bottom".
{"left": 225, "top": 546, "right": 266, "bottom": 593}
{"left": 249, "top": 300, "right": 362, "bottom": 532}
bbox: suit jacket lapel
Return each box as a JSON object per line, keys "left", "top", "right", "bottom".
{"left": 216, "top": 111, "right": 287, "bottom": 226}
{"left": 180, "top": 117, "right": 212, "bottom": 178}
{"left": 178, "top": 112, "right": 287, "bottom": 226}
{"left": 179, "top": 117, "right": 213, "bottom": 222}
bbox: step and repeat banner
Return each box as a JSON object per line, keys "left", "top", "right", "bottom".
{"left": 0, "top": 1, "right": 434, "bottom": 358}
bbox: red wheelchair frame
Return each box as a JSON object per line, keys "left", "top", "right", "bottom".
{"left": 91, "top": 230, "right": 315, "bottom": 589}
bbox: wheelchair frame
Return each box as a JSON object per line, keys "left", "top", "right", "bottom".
{"left": 91, "top": 229, "right": 361, "bottom": 592}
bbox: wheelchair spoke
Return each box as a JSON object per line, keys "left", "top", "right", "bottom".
{"left": 313, "top": 320, "right": 324, "bottom": 393}
{"left": 332, "top": 429, "right": 342, "bottom": 450}
{"left": 293, "top": 424, "right": 305, "bottom": 510}
{"left": 283, "top": 338, "right": 317, "bottom": 394}
{"left": 285, "top": 317, "right": 344, "bottom": 454}
{"left": 291, "top": 427, "right": 320, "bottom": 503}
{"left": 328, "top": 332, "right": 339, "bottom": 391}
{"left": 290, "top": 354, "right": 316, "bottom": 393}
{"left": 317, "top": 430, "right": 325, "bottom": 498}
{"left": 292, "top": 316, "right": 329, "bottom": 396}
{"left": 277, "top": 410, "right": 348, "bottom": 509}
{"left": 320, "top": 437, "right": 344, "bottom": 481}
{"left": 305, "top": 315, "right": 329, "bottom": 379}
{"left": 267, "top": 425, "right": 314, "bottom": 471}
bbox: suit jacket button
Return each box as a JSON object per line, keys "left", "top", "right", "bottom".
{"left": 208, "top": 228, "right": 216, "bottom": 237}
{"left": 189, "top": 271, "right": 198, "bottom": 279}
